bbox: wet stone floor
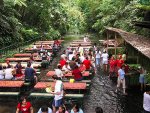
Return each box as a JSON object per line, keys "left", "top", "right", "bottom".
{"left": 83, "top": 68, "right": 143, "bottom": 113}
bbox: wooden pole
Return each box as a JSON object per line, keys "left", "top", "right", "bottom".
{"left": 115, "top": 33, "right": 117, "bottom": 58}
{"left": 106, "top": 31, "right": 108, "bottom": 52}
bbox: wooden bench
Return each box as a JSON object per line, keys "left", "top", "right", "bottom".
{"left": 0, "top": 92, "right": 20, "bottom": 96}
{"left": 30, "top": 93, "right": 84, "bottom": 98}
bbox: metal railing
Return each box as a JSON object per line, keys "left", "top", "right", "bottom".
{"left": 0, "top": 35, "right": 42, "bottom": 57}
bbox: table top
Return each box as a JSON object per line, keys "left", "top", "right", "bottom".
{"left": 1, "top": 63, "right": 40, "bottom": 68}
{"left": 37, "top": 40, "right": 64, "bottom": 43}
{"left": 71, "top": 42, "right": 92, "bottom": 44}
{"left": 5, "top": 57, "right": 42, "bottom": 62}
{"left": 46, "top": 71, "right": 89, "bottom": 77}
{"left": 70, "top": 44, "right": 92, "bottom": 46}
{"left": 34, "top": 82, "right": 87, "bottom": 89}
{"left": 68, "top": 46, "right": 92, "bottom": 49}
{"left": 25, "top": 48, "right": 52, "bottom": 50}
{"left": 14, "top": 53, "right": 38, "bottom": 57}
{"left": 0, "top": 81, "right": 24, "bottom": 87}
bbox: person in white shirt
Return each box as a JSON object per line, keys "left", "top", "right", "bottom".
{"left": 50, "top": 75, "right": 64, "bottom": 113}
{"left": 71, "top": 103, "right": 84, "bottom": 113}
{"left": 37, "top": 105, "right": 52, "bottom": 113}
{"left": 61, "top": 50, "right": 67, "bottom": 60}
{"left": 69, "top": 52, "right": 74, "bottom": 61}
{"left": 62, "top": 62, "right": 71, "bottom": 73}
{"left": 78, "top": 44, "right": 84, "bottom": 56}
{"left": 55, "top": 64, "right": 64, "bottom": 79}
{"left": 143, "top": 91, "right": 150, "bottom": 113}
{"left": 5, "top": 65, "right": 14, "bottom": 80}
{"left": 0, "top": 65, "right": 4, "bottom": 79}
{"left": 95, "top": 50, "right": 101, "bottom": 67}
{"left": 101, "top": 50, "right": 109, "bottom": 72}
{"left": 79, "top": 55, "right": 85, "bottom": 63}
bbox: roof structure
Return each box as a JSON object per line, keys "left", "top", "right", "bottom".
{"left": 105, "top": 27, "right": 150, "bottom": 59}
{"left": 133, "top": 21, "right": 150, "bottom": 29}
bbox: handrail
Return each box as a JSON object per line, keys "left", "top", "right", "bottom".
{"left": 0, "top": 35, "right": 41, "bottom": 56}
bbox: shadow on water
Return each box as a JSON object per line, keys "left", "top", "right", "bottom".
{"left": 83, "top": 68, "right": 144, "bottom": 113}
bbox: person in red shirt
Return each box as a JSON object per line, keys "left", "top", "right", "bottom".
{"left": 72, "top": 65, "right": 83, "bottom": 81}
{"left": 83, "top": 57, "right": 92, "bottom": 70}
{"left": 15, "top": 62, "right": 23, "bottom": 79}
{"left": 117, "top": 56, "right": 124, "bottom": 68}
{"left": 109, "top": 56, "right": 116, "bottom": 77}
{"left": 79, "top": 62, "right": 86, "bottom": 72}
{"left": 54, "top": 40, "right": 60, "bottom": 46}
{"left": 16, "top": 96, "right": 33, "bottom": 113}
{"left": 59, "top": 57, "right": 66, "bottom": 68}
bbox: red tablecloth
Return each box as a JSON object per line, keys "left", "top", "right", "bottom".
{"left": 69, "top": 46, "right": 92, "bottom": 49}
{"left": 35, "top": 43, "right": 54, "bottom": 45}
{"left": 0, "top": 81, "right": 24, "bottom": 87}
{"left": 37, "top": 40, "right": 64, "bottom": 43}
{"left": 46, "top": 71, "right": 89, "bottom": 77}
{"left": 72, "top": 42, "right": 91, "bottom": 44}
{"left": 31, "top": 45, "right": 52, "bottom": 48}
{"left": 6, "top": 58, "right": 30, "bottom": 61}
{"left": 70, "top": 44, "right": 92, "bottom": 47}
{"left": 25, "top": 48, "right": 52, "bottom": 51}
{"left": 6, "top": 57, "right": 42, "bottom": 62}
{"left": 34, "top": 82, "right": 86, "bottom": 89}
{"left": 14, "top": 53, "right": 38, "bottom": 57}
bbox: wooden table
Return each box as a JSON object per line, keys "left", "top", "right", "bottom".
{"left": 25, "top": 48, "right": 52, "bottom": 51}
{"left": 34, "top": 82, "right": 87, "bottom": 90}
{"left": 5, "top": 57, "right": 42, "bottom": 62}
{"left": 14, "top": 53, "right": 38, "bottom": 57}
{"left": 1, "top": 63, "right": 41, "bottom": 68}
{"left": 71, "top": 42, "right": 92, "bottom": 44}
{"left": 35, "top": 42, "right": 54, "bottom": 45}
{"left": 37, "top": 40, "right": 64, "bottom": 43}
{"left": 30, "top": 45, "right": 52, "bottom": 48}
{"left": 72, "top": 40, "right": 91, "bottom": 42}
{"left": 46, "top": 71, "right": 89, "bottom": 77}
{"left": 69, "top": 46, "right": 92, "bottom": 49}
{"left": 0, "top": 81, "right": 24, "bottom": 88}
{"left": 70, "top": 44, "right": 92, "bottom": 47}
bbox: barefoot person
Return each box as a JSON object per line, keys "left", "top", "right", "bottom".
{"left": 50, "top": 75, "right": 64, "bottom": 113}
{"left": 116, "top": 65, "right": 127, "bottom": 95}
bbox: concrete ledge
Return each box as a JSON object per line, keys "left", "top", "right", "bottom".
{"left": 46, "top": 79, "right": 91, "bottom": 83}
{"left": 0, "top": 92, "right": 19, "bottom": 96}
{"left": 30, "top": 93, "right": 84, "bottom": 98}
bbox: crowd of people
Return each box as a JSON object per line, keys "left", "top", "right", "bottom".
{"left": 1, "top": 38, "right": 150, "bottom": 113}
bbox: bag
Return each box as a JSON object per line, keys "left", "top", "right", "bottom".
{"left": 69, "top": 79, "right": 75, "bottom": 83}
